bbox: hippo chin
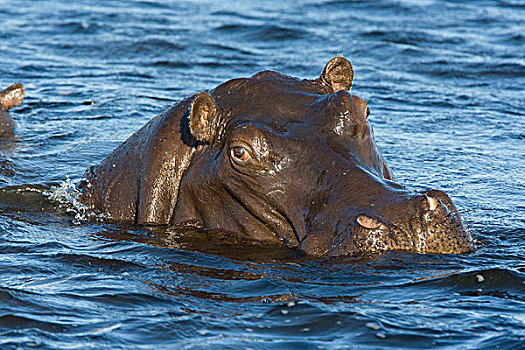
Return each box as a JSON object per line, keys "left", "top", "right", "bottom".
{"left": 80, "top": 57, "right": 474, "bottom": 257}
{"left": 0, "top": 83, "right": 25, "bottom": 137}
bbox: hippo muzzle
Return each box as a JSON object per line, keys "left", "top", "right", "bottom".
{"left": 297, "top": 159, "right": 473, "bottom": 256}
{"left": 318, "top": 190, "right": 473, "bottom": 257}
{"left": 80, "top": 57, "right": 474, "bottom": 257}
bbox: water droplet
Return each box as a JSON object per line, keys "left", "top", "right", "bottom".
{"left": 366, "top": 322, "right": 380, "bottom": 330}
{"left": 476, "top": 274, "right": 485, "bottom": 282}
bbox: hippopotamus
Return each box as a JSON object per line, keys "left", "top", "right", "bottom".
{"left": 0, "top": 83, "right": 25, "bottom": 137}
{"left": 79, "top": 57, "right": 473, "bottom": 257}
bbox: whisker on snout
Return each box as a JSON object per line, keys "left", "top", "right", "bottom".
{"left": 266, "top": 189, "right": 285, "bottom": 197}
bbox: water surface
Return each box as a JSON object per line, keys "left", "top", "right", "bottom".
{"left": 1, "top": 0, "right": 524, "bottom": 349}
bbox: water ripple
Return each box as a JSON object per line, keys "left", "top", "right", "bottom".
{"left": 0, "top": 0, "right": 524, "bottom": 348}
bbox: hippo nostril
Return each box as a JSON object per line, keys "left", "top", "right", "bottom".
{"left": 427, "top": 196, "right": 439, "bottom": 211}
{"left": 357, "top": 215, "right": 382, "bottom": 230}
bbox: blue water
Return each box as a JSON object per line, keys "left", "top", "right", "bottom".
{"left": 1, "top": 0, "right": 524, "bottom": 348}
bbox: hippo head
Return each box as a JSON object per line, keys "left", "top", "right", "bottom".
{"left": 170, "top": 57, "right": 474, "bottom": 257}
{"left": 0, "top": 83, "right": 25, "bottom": 137}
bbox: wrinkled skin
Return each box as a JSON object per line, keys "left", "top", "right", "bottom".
{"left": 0, "top": 83, "right": 24, "bottom": 137}
{"left": 80, "top": 57, "right": 474, "bottom": 257}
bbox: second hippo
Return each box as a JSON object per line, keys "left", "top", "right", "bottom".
{"left": 0, "top": 83, "right": 25, "bottom": 137}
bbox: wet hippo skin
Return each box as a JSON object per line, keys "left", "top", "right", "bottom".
{"left": 80, "top": 57, "right": 474, "bottom": 257}
{"left": 0, "top": 83, "right": 25, "bottom": 137}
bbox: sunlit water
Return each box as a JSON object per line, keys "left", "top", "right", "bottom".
{"left": 1, "top": 0, "right": 524, "bottom": 349}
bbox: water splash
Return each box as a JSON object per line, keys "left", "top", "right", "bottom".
{"left": 43, "top": 175, "right": 108, "bottom": 224}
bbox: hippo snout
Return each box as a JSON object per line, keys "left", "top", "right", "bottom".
{"left": 347, "top": 192, "right": 474, "bottom": 256}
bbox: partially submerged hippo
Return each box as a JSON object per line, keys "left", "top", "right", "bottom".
{"left": 80, "top": 57, "right": 473, "bottom": 257}
{"left": 0, "top": 83, "right": 24, "bottom": 137}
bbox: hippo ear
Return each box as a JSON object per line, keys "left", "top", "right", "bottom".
{"left": 319, "top": 57, "right": 354, "bottom": 92}
{"left": 189, "top": 92, "right": 218, "bottom": 144}
{"left": 0, "top": 83, "right": 25, "bottom": 110}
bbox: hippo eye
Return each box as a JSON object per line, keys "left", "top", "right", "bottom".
{"left": 231, "top": 146, "right": 252, "bottom": 163}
